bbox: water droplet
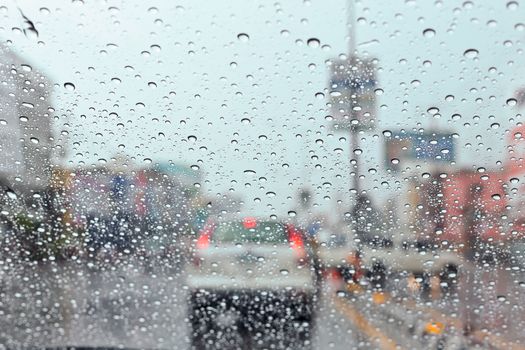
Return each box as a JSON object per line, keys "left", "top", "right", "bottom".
{"left": 280, "top": 269, "right": 289, "bottom": 275}
{"left": 374, "top": 88, "right": 384, "bottom": 95}
{"left": 391, "top": 158, "right": 400, "bottom": 165}
{"left": 507, "top": 98, "right": 517, "bottom": 107}
{"left": 64, "top": 82, "right": 75, "bottom": 91}
{"left": 490, "top": 123, "right": 500, "bottom": 129}
{"left": 510, "top": 177, "right": 519, "bottom": 184}
{"left": 487, "top": 19, "right": 498, "bottom": 28}
{"left": 423, "top": 28, "right": 435, "bottom": 38}
{"left": 383, "top": 130, "right": 392, "bottom": 137}
{"left": 143, "top": 158, "right": 152, "bottom": 164}
{"left": 241, "top": 118, "right": 251, "bottom": 125}
{"left": 237, "top": 33, "right": 250, "bottom": 42}
{"left": 244, "top": 169, "right": 256, "bottom": 175}
{"left": 463, "top": 49, "right": 479, "bottom": 58}
{"left": 507, "top": 1, "right": 519, "bottom": 10}
{"left": 188, "top": 135, "right": 197, "bottom": 142}
{"left": 30, "top": 137, "right": 39, "bottom": 144}
{"left": 307, "top": 38, "right": 320, "bottom": 48}
{"left": 21, "top": 102, "right": 34, "bottom": 109}
{"left": 427, "top": 107, "right": 440, "bottom": 115}
{"left": 288, "top": 211, "right": 297, "bottom": 217}
{"left": 148, "top": 81, "right": 157, "bottom": 88}
{"left": 315, "top": 92, "right": 325, "bottom": 99}
{"left": 20, "top": 64, "right": 32, "bottom": 72}
{"left": 6, "top": 190, "right": 17, "bottom": 200}
{"left": 492, "top": 194, "right": 501, "bottom": 200}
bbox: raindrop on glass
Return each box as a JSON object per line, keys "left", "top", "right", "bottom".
{"left": 64, "top": 82, "right": 76, "bottom": 91}
{"left": 307, "top": 38, "right": 320, "bottom": 48}
{"left": 463, "top": 49, "right": 479, "bottom": 58}
{"left": 237, "top": 33, "right": 250, "bottom": 42}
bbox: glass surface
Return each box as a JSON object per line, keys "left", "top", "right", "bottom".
{"left": 0, "top": 0, "right": 523, "bottom": 349}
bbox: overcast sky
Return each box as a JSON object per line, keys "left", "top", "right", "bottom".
{"left": 1, "top": 0, "right": 524, "bottom": 218}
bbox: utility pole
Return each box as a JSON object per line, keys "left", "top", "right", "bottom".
{"left": 347, "top": 0, "right": 360, "bottom": 207}
{"left": 328, "top": 1, "right": 377, "bottom": 232}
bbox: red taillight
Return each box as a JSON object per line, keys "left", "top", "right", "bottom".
{"left": 194, "top": 224, "right": 214, "bottom": 267}
{"left": 195, "top": 223, "right": 215, "bottom": 250}
{"left": 243, "top": 217, "right": 257, "bottom": 229}
{"left": 196, "top": 232, "right": 210, "bottom": 249}
{"left": 287, "top": 225, "right": 306, "bottom": 259}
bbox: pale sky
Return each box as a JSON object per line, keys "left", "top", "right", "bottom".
{"left": 1, "top": 0, "right": 524, "bottom": 218}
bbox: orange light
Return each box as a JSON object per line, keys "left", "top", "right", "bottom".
{"left": 424, "top": 322, "right": 444, "bottom": 335}
{"left": 243, "top": 217, "right": 257, "bottom": 229}
{"left": 371, "top": 292, "right": 387, "bottom": 304}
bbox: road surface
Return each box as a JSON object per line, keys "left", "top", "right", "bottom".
{"left": 0, "top": 258, "right": 523, "bottom": 349}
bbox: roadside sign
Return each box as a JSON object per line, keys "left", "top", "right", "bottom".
{"left": 384, "top": 130, "right": 455, "bottom": 171}
{"left": 328, "top": 56, "right": 377, "bottom": 131}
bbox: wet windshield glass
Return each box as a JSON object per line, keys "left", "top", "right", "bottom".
{"left": 0, "top": 0, "right": 524, "bottom": 349}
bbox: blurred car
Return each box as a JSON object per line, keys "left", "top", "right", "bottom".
{"left": 317, "top": 228, "right": 361, "bottom": 285}
{"left": 360, "top": 239, "right": 463, "bottom": 293}
{"left": 186, "top": 217, "right": 317, "bottom": 349}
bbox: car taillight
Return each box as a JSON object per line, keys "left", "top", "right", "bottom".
{"left": 193, "top": 223, "right": 215, "bottom": 266}
{"left": 196, "top": 232, "right": 210, "bottom": 249}
{"left": 287, "top": 225, "right": 307, "bottom": 263}
{"left": 196, "top": 223, "right": 215, "bottom": 249}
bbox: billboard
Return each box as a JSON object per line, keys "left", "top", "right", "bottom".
{"left": 328, "top": 56, "right": 377, "bottom": 130}
{"left": 385, "top": 131, "right": 455, "bottom": 171}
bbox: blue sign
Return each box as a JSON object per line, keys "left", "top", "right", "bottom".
{"left": 385, "top": 131, "right": 455, "bottom": 170}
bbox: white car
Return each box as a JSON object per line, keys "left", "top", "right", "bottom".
{"left": 360, "top": 239, "right": 463, "bottom": 292}
{"left": 186, "top": 217, "right": 317, "bottom": 349}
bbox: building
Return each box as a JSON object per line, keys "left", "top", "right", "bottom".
{"left": 0, "top": 45, "right": 54, "bottom": 195}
